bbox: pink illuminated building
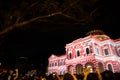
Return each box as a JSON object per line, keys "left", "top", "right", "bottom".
{"left": 48, "top": 30, "right": 120, "bottom": 75}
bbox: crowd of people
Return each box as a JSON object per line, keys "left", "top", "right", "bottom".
{"left": 0, "top": 66, "right": 120, "bottom": 80}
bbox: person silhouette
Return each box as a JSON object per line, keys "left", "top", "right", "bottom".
{"left": 62, "top": 72, "right": 77, "bottom": 80}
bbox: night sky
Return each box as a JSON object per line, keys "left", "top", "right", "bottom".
{"left": 0, "top": 21, "right": 119, "bottom": 68}
{"left": 0, "top": 0, "right": 120, "bottom": 72}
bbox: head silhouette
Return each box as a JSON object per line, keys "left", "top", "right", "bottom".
{"left": 87, "top": 73, "right": 99, "bottom": 80}
{"left": 63, "top": 73, "right": 77, "bottom": 80}
{"left": 102, "top": 70, "right": 114, "bottom": 80}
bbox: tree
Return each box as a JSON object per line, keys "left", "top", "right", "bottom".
{"left": 0, "top": 0, "right": 118, "bottom": 37}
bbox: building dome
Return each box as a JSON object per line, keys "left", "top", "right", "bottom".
{"left": 86, "top": 29, "right": 105, "bottom": 36}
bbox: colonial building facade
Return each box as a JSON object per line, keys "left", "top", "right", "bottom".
{"left": 48, "top": 31, "right": 120, "bottom": 75}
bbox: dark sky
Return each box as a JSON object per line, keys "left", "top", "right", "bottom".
{"left": 0, "top": 19, "right": 119, "bottom": 73}
{"left": 0, "top": 0, "right": 120, "bottom": 71}
{"left": 0, "top": 22, "right": 119, "bottom": 65}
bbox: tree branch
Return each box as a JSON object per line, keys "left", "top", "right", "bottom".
{"left": 0, "top": 12, "right": 61, "bottom": 36}
{"left": 0, "top": 0, "right": 96, "bottom": 37}
{"left": 90, "top": 6, "right": 102, "bottom": 17}
{"left": 62, "top": 0, "right": 80, "bottom": 13}
{"left": 0, "top": 0, "right": 82, "bottom": 37}
{"left": 14, "top": 0, "right": 42, "bottom": 23}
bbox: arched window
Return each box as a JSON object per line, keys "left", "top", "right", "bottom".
{"left": 104, "top": 48, "right": 109, "bottom": 55}
{"left": 86, "top": 48, "right": 90, "bottom": 55}
{"left": 68, "top": 65, "right": 73, "bottom": 73}
{"left": 76, "top": 50, "right": 80, "bottom": 57}
{"left": 85, "top": 62, "right": 94, "bottom": 73}
{"left": 60, "top": 71, "right": 62, "bottom": 75}
{"left": 68, "top": 52, "right": 72, "bottom": 59}
{"left": 76, "top": 64, "right": 83, "bottom": 74}
{"left": 98, "top": 62, "right": 104, "bottom": 73}
{"left": 108, "top": 64, "right": 113, "bottom": 72}
{"left": 55, "top": 62, "right": 57, "bottom": 66}
{"left": 52, "top": 62, "right": 54, "bottom": 67}
{"left": 95, "top": 47, "right": 100, "bottom": 54}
